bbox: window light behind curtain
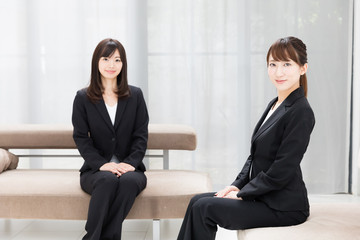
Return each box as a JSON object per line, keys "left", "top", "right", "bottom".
{"left": 0, "top": 0, "right": 353, "bottom": 194}
{"left": 148, "top": 0, "right": 352, "bottom": 194}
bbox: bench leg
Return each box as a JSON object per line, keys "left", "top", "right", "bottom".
{"left": 153, "top": 219, "right": 160, "bottom": 240}
{"left": 163, "top": 150, "right": 169, "bottom": 169}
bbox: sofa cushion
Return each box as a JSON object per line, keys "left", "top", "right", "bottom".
{"left": 237, "top": 202, "right": 360, "bottom": 240}
{"left": 0, "top": 169, "right": 211, "bottom": 220}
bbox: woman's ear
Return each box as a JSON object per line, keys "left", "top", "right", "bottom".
{"left": 300, "top": 63, "right": 308, "bottom": 75}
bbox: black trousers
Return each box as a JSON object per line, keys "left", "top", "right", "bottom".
{"left": 177, "top": 192, "right": 308, "bottom": 240}
{"left": 80, "top": 170, "right": 147, "bottom": 240}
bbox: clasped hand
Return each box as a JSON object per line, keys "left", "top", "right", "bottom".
{"left": 99, "top": 162, "right": 135, "bottom": 177}
{"left": 215, "top": 185, "right": 242, "bottom": 200}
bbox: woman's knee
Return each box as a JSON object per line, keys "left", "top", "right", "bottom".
{"left": 189, "top": 192, "right": 215, "bottom": 206}
{"left": 93, "top": 172, "right": 119, "bottom": 190}
{"left": 191, "top": 195, "right": 216, "bottom": 214}
{"left": 81, "top": 171, "right": 118, "bottom": 194}
{"left": 118, "top": 171, "right": 147, "bottom": 192}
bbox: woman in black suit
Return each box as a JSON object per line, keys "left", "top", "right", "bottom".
{"left": 72, "top": 38, "right": 148, "bottom": 240}
{"left": 177, "top": 36, "right": 315, "bottom": 240}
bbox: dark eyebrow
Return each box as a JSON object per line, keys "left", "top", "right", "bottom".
{"left": 269, "top": 59, "right": 291, "bottom": 62}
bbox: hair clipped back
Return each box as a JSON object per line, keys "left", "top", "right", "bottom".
{"left": 266, "top": 36, "right": 308, "bottom": 97}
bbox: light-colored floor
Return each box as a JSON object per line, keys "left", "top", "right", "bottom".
{"left": 1, "top": 194, "right": 359, "bottom": 240}
{"left": 0, "top": 217, "right": 237, "bottom": 240}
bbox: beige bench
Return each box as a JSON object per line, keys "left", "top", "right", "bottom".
{"left": 237, "top": 202, "right": 360, "bottom": 240}
{"left": 0, "top": 124, "right": 212, "bottom": 240}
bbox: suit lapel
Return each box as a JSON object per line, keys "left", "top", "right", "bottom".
{"left": 251, "top": 98, "right": 277, "bottom": 140}
{"left": 95, "top": 99, "right": 114, "bottom": 131}
{"left": 251, "top": 102, "right": 286, "bottom": 144}
{"left": 251, "top": 87, "right": 305, "bottom": 144}
{"left": 114, "top": 97, "right": 128, "bottom": 130}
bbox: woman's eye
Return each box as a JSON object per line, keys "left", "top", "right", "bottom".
{"left": 102, "top": 58, "right": 108, "bottom": 61}
{"left": 115, "top": 59, "right": 121, "bottom": 62}
{"left": 284, "top": 63, "right": 291, "bottom": 67}
{"left": 269, "top": 63, "right": 276, "bottom": 67}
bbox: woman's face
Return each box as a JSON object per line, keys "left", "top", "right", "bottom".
{"left": 98, "top": 49, "right": 122, "bottom": 81}
{"left": 267, "top": 54, "right": 307, "bottom": 95}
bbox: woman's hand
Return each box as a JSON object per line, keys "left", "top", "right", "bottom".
{"left": 117, "top": 162, "right": 135, "bottom": 174}
{"left": 99, "top": 162, "right": 135, "bottom": 177}
{"left": 100, "top": 162, "right": 122, "bottom": 177}
{"left": 215, "top": 185, "right": 240, "bottom": 198}
{"left": 223, "top": 191, "right": 242, "bottom": 200}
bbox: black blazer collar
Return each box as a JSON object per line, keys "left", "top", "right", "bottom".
{"left": 251, "top": 87, "right": 305, "bottom": 144}
{"left": 95, "top": 97, "right": 128, "bottom": 131}
{"left": 114, "top": 98, "right": 128, "bottom": 129}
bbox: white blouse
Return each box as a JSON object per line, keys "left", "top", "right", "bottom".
{"left": 105, "top": 103, "right": 117, "bottom": 125}
{"left": 261, "top": 101, "right": 282, "bottom": 127}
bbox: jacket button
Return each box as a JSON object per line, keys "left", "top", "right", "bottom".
{"left": 111, "top": 138, "right": 115, "bottom": 141}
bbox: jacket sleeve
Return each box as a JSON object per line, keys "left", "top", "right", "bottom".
{"left": 122, "top": 88, "right": 149, "bottom": 169}
{"left": 237, "top": 106, "right": 315, "bottom": 200}
{"left": 72, "top": 91, "right": 108, "bottom": 171}
{"left": 231, "top": 155, "right": 252, "bottom": 189}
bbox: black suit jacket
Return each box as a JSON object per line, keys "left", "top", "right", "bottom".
{"left": 232, "top": 87, "right": 315, "bottom": 212}
{"left": 72, "top": 85, "right": 149, "bottom": 173}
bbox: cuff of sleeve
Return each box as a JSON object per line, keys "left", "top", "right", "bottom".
{"left": 231, "top": 181, "right": 241, "bottom": 189}
{"left": 237, "top": 191, "right": 255, "bottom": 201}
{"left": 123, "top": 159, "right": 137, "bottom": 169}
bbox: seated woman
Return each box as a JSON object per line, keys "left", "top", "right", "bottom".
{"left": 72, "top": 38, "right": 149, "bottom": 240}
{"left": 177, "top": 36, "right": 315, "bottom": 240}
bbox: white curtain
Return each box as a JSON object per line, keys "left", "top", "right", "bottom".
{"left": 0, "top": 0, "right": 148, "bottom": 123}
{"left": 352, "top": 0, "right": 360, "bottom": 195}
{"left": 147, "top": 0, "right": 353, "bottom": 193}
{"left": 0, "top": 0, "right": 354, "bottom": 194}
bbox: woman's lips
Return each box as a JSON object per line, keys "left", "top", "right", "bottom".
{"left": 105, "top": 70, "right": 116, "bottom": 74}
{"left": 275, "top": 80, "right": 286, "bottom": 84}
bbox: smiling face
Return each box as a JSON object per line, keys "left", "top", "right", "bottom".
{"left": 98, "top": 49, "right": 122, "bottom": 82}
{"left": 267, "top": 55, "right": 307, "bottom": 98}
{"left": 266, "top": 37, "right": 309, "bottom": 98}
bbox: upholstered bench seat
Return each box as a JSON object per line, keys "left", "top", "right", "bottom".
{"left": 0, "top": 169, "right": 211, "bottom": 220}
{"left": 237, "top": 202, "right": 360, "bottom": 240}
{"left": 0, "top": 124, "right": 211, "bottom": 240}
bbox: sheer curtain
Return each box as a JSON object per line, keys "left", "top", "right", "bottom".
{"left": 0, "top": 0, "right": 354, "bottom": 193}
{"left": 0, "top": 0, "right": 148, "bottom": 124}
{"left": 147, "top": 0, "right": 353, "bottom": 193}
{"left": 0, "top": 0, "right": 148, "bottom": 169}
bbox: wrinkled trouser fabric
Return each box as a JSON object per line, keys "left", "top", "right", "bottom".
{"left": 177, "top": 192, "right": 308, "bottom": 240}
{"left": 80, "top": 170, "right": 146, "bottom": 240}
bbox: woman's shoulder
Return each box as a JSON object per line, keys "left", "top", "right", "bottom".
{"left": 128, "top": 85, "right": 145, "bottom": 98}
{"left": 129, "top": 85, "right": 142, "bottom": 94}
{"left": 76, "top": 87, "right": 88, "bottom": 97}
{"left": 74, "top": 88, "right": 90, "bottom": 104}
{"left": 285, "top": 88, "right": 313, "bottom": 113}
{"left": 294, "top": 95, "right": 313, "bottom": 111}
{"left": 290, "top": 97, "right": 315, "bottom": 123}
